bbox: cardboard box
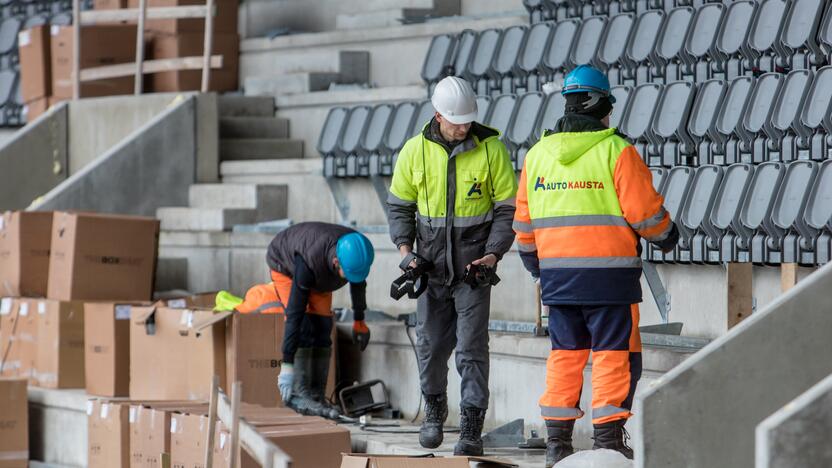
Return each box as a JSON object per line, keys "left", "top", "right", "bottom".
{"left": 18, "top": 25, "right": 51, "bottom": 102}
{"left": 94, "top": 0, "right": 127, "bottom": 9}
{"left": 47, "top": 211, "right": 159, "bottom": 302}
{"left": 255, "top": 424, "right": 351, "bottom": 468}
{"left": 0, "top": 298, "right": 20, "bottom": 377}
{"left": 0, "top": 211, "right": 53, "bottom": 297}
{"left": 24, "top": 96, "right": 50, "bottom": 122}
{"left": 88, "top": 400, "right": 132, "bottom": 468}
{"left": 157, "top": 292, "right": 217, "bottom": 310}
{"left": 16, "top": 299, "right": 39, "bottom": 385}
{"left": 339, "top": 455, "right": 518, "bottom": 468}
{"left": 149, "top": 32, "right": 238, "bottom": 92}
{"left": 130, "top": 307, "right": 296, "bottom": 406}
{"left": 127, "top": 0, "right": 238, "bottom": 35}
{"left": 170, "top": 411, "right": 209, "bottom": 468}
{"left": 129, "top": 402, "right": 207, "bottom": 468}
{"left": 35, "top": 299, "right": 85, "bottom": 388}
{"left": 0, "top": 379, "right": 28, "bottom": 468}
{"left": 50, "top": 25, "right": 137, "bottom": 99}
{"left": 85, "top": 302, "right": 148, "bottom": 397}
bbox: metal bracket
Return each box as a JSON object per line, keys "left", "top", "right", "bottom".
{"left": 482, "top": 418, "right": 525, "bottom": 448}
{"left": 325, "top": 178, "right": 351, "bottom": 224}
{"left": 370, "top": 175, "right": 390, "bottom": 222}
{"left": 642, "top": 261, "right": 671, "bottom": 323}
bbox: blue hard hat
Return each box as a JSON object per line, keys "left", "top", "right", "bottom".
{"left": 336, "top": 232, "right": 375, "bottom": 283}
{"left": 562, "top": 65, "right": 615, "bottom": 103}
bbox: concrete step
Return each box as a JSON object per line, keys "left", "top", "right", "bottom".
{"left": 221, "top": 158, "right": 323, "bottom": 181}
{"left": 219, "top": 116, "right": 289, "bottom": 139}
{"left": 241, "top": 50, "right": 369, "bottom": 84}
{"left": 188, "top": 183, "right": 289, "bottom": 221}
{"left": 243, "top": 72, "right": 345, "bottom": 96}
{"left": 157, "top": 207, "right": 258, "bottom": 231}
{"left": 220, "top": 138, "right": 305, "bottom": 160}
{"left": 217, "top": 96, "right": 275, "bottom": 117}
{"left": 335, "top": 8, "right": 434, "bottom": 30}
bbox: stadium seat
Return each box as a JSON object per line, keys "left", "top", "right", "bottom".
{"left": 523, "top": 0, "right": 546, "bottom": 23}
{"left": 491, "top": 25, "right": 528, "bottom": 94}
{"left": 711, "top": 163, "right": 755, "bottom": 262}
{"left": 742, "top": 0, "right": 787, "bottom": 75}
{"left": 646, "top": 80, "right": 696, "bottom": 167}
{"left": 318, "top": 106, "right": 349, "bottom": 164}
{"left": 650, "top": 166, "right": 668, "bottom": 193}
{"left": 411, "top": 100, "right": 434, "bottom": 136}
{"left": 774, "top": 0, "right": 825, "bottom": 71}
{"left": 711, "top": 76, "right": 754, "bottom": 165}
{"left": 0, "top": 17, "right": 22, "bottom": 69}
{"left": 796, "top": 66, "right": 832, "bottom": 161}
{"left": 570, "top": 16, "right": 608, "bottom": 70}
{"left": 49, "top": 13, "right": 72, "bottom": 25}
{"left": 382, "top": 101, "right": 418, "bottom": 176}
{"left": 772, "top": 160, "right": 818, "bottom": 263}
{"left": 621, "top": 9, "right": 664, "bottom": 84}
{"left": 737, "top": 161, "right": 785, "bottom": 263}
{"left": 362, "top": 104, "right": 394, "bottom": 176}
{"left": 680, "top": 2, "right": 724, "bottom": 82}
{"left": 483, "top": 93, "right": 518, "bottom": 137}
{"left": 819, "top": 4, "right": 832, "bottom": 62}
{"left": 534, "top": 90, "right": 565, "bottom": 139}
{"left": 687, "top": 79, "right": 726, "bottom": 165}
{"left": 506, "top": 91, "right": 545, "bottom": 170}
{"left": 737, "top": 72, "right": 783, "bottom": 163}
{"left": 339, "top": 106, "right": 371, "bottom": 177}
{"left": 466, "top": 28, "right": 502, "bottom": 95}
{"left": 542, "top": 0, "right": 571, "bottom": 21}
{"left": 421, "top": 34, "right": 457, "bottom": 89}
{"left": 677, "top": 164, "right": 724, "bottom": 263}
{"left": 452, "top": 30, "right": 478, "bottom": 79}
{"left": 764, "top": 69, "right": 812, "bottom": 162}
{"left": 802, "top": 160, "right": 832, "bottom": 263}
{"left": 542, "top": 18, "right": 581, "bottom": 85}
{"left": 609, "top": 84, "right": 632, "bottom": 129}
{"left": 711, "top": 0, "right": 756, "bottom": 80}
{"left": 516, "top": 21, "right": 553, "bottom": 92}
{"left": 476, "top": 95, "right": 491, "bottom": 124}
{"left": 596, "top": 13, "right": 635, "bottom": 85}
{"left": 649, "top": 6, "right": 694, "bottom": 83}
{"left": 652, "top": 165, "right": 694, "bottom": 262}
{"left": 23, "top": 15, "right": 47, "bottom": 28}
{"left": 618, "top": 82, "right": 661, "bottom": 160}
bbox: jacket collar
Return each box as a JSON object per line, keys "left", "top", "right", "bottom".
{"left": 422, "top": 118, "right": 500, "bottom": 157}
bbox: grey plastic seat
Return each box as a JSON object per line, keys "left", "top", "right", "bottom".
{"left": 507, "top": 92, "right": 545, "bottom": 170}
{"left": 484, "top": 94, "right": 518, "bottom": 137}
{"left": 741, "top": 0, "right": 787, "bottom": 75}
{"left": 466, "top": 28, "right": 502, "bottom": 95}
{"left": 362, "top": 104, "right": 394, "bottom": 176}
{"left": 710, "top": 76, "right": 754, "bottom": 165}
{"left": 677, "top": 165, "right": 724, "bottom": 263}
{"left": 23, "top": 15, "right": 48, "bottom": 29}
{"left": 650, "top": 167, "right": 668, "bottom": 193}
{"left": 801, "top": 160, "right": 832, "bottom": 263}
{"left": 646, "top": 80, "right": 696, "bottom": 167}
{"left": 687, "top": 79, "right": 726, "bottom": 165}
{"left": 382, "top": 101, "right": 418, "bottom": 176}
{"left": 569, "top": 16, "right": 608, "bottom": 69}
{"left": 0, "top": 17, "right": 22, "bottom": 70}
{"left": 410, "top": 100, "right": 435, "bottom": 137}
{"left": 50, "top": 13, "right": 72, "bottom": 26}
{"left": 679, "top": 3, "right": 725, "bottom": 83}
{"left": 711, "top": 1, "right": 756, "bottom": 80}
{"left": 317, "top": 107, "right": 349, "bottom": 157}
{"left": 708, "top": 163, "right": 755, "bottom": 262}
{"left": 736, "top": 161, "right": 785, "bottom": 263}
{"left": 820, "top": 5, "right": 832, "bottom": 61}
{"left": 609, "top": 85, "right": 631, "bottom": 129}
{"left": 534, "top": 91, "right": 565, "bottom": 141}
{"left": 338, "top": 106, "right": 371, "bottom": 177}
{"left": 651, "top": 165, "right": 693, "bottom": 262}
{"left": 774, "top": 0, "right": 825, "bottom": 71}
{"left": 595, "top": 13, "right": 635, "bottom": 86}
{"left": 0, "top": 71, "right": 16, "bottom": 126}
{"left": 737, "top": 73, "right": 784, "bottom": 164}
{"left": 542, "top": 19, "right": 581, "bottom": 84}
{"left": 763, "top": 69, "right": 812, "bottom": 162}
{"left": 516, "top": 21, "right": 553, "bottom": 92}
{"left": 421, "top": 34, "right": 457, "bottom": 87}
{"left": 771, "top": 160, "right": 818, "bottom": 263}
{"left": 649, "top": 7, "right": 694, "bottom": 83}
{"left": 621, "top": 10, "right": 664, "bottom": 84}
{"left": 476, "top": 96, "right": 491, "bottom": 124}
{"left": 618, "top": 83, "right": 661, "bottom": 160}
{"left": 524, "top": 0, "right": 546, "bottom": 23}
{"left": 796, "top": 66, "right": 832, "bottom": 161}
{"left": 491, "top": 25, "right": 528, "bottom": 94}
{"left": 452, "top": 30, "right": 478, "bottom": 79}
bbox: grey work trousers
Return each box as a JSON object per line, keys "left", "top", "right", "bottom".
{"left": 416, "top": 281, "right": 491, "bottom": 409}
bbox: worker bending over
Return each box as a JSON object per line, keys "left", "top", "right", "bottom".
{"left": 513, "top": 65, "right": 678, "bottom": 466}
{"left": 388, "top": 76, "right": 517, "bottom": 456}
{"left": 270, "top": 222, "right": 375, "bottom": 419}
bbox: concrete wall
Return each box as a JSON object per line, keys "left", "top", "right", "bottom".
{"left": 635, "top": 262, "right": 832, "bottom": 468}
{"left": 755, "top": 373, "right": 832, "bottom": 468}
{"left": 32, "top": 98, "right": 197, "bottom": 216}
{"left": 460, "top": 0, "right": 526, "bottom": 16}
{"left": 29, "top": 388, "right": 87, "bottom": 467}
{"left": 0, "top": 104, "right": 68, "bottom": 210}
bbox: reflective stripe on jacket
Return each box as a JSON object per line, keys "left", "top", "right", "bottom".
{"left": 388, "top": 120, "right": 518, "bottom": 285}
{"left": 514, "top": 115, "right": 673, "bottom": 305}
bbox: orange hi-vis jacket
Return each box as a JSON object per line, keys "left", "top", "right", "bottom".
{"left": 514, "top": 119, "right": 673, "bottom": 305}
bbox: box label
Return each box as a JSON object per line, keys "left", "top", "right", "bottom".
{"left": 219, "top": 432, "right": 227, "bottom": 449}
{"left": 19, "top": 303, "right": 28, "bottom": 316}
{"left": 38, "top": 302, "right": 46, "bottom": 315}
{"left": 100, "top": 404, "right": 109, "bottom": 419}
{"left": 50, "top": 25, "right": 60, "bottom": 36}
{"left": 86, "top": 401, "right": 94, "bottom": 416}
{"left": 168, "top": 299, "right": 187, "bottom": 308}
{"left": 0, "top": 298, "right": 11, "bottom": 315}
{"left": 115, "top": 305, "right": 131, "bottom": 320}
{"left": 129, "top": 407, "right": 137, "bottom": 424}
{"left": 170, "top": 417, "right": 177, "bottom": 433}
{"left": 18, "top": 30, "right": 30, "bottom": 47}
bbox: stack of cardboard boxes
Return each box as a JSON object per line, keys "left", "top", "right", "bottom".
{"left": 18, "top": 0, "right": 239, "bottom": 121}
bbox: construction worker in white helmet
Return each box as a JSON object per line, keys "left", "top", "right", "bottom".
{"left": 387, "top": 76, "right": 517, "bottom": 455}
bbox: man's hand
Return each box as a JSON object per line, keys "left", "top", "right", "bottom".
{"left": 470, "top": 253, "right": 498, "bottom": 268}
{"left": 399, "top": 245, "right": 417, "bottom": 270}
{"left": 277, "top": 363, "right": 294, "bottom": 403}
{"left": 352, "top": 320, "right": 371, "bottom": 351}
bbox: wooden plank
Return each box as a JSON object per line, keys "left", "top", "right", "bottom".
{"left": 72, "top": 0, "right": 80, "bottom": 100}
{"left": 200, "top": 0, "right": 215, "bottom": 92}
{"left": 727, "top": 262, "right": 753, "bottom": 329}
{"left": 204, "top": 375, "right": 220, "bottom": 468}
{"left": 80, "top": 5, "right": 211, "bottom": 24}
{"left": 781, "top": 263, "right": 799, "bottom": 292}
{"left": 80, "top": 55, "right": 223, "bottom": 81}
{"left": 228, "top": 382, "right": 242, "bottom": 468}
{"left": 134, "top": 0, "right": 148, "bottom": 94}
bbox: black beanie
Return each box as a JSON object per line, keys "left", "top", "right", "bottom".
{"left": 564, "top": 92, "right": 613, "bottom": 121}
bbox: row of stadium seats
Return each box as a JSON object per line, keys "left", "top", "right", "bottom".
{"left": 423, "top": 0, "right": 832, "bottom": 94}
{"left": 522, "top": 0, "right": 723, "bottom": 22}
{"left": 318, "top": 66, "right": 832, "bottom": 177}
{"left": 646, "top": 160, "right": 832, "bottom": 265}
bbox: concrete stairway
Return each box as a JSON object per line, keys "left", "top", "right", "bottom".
{"left": 216, "top": 96, "right": 304, "bottom": 161}
{"left": 243, "top": 50, "right": 370, "bottom": 97}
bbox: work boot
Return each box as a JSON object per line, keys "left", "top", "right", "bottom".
{"left": 453, "top": 406, "right": 486, "bottom": 456}
{"left": 309, "top": 347, "right": 341, "bottom": 420}
{"left": 592, "top": 420, "right": 633, "bottom": 459}
{"left": 287, "top": 348, "right": 329, "bottom": 417}
{"left": 419, "top": 394, "right": 448, "bottom": 449}
{"left": 545, "top": 420, "right": 575, "bottom": 467}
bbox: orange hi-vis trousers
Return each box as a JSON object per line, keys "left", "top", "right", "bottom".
{"left": 270, "top": 270, "right": 333, "bottom": 317}
{"left": 540, "top": 303, "right": 642, "bottom": 425}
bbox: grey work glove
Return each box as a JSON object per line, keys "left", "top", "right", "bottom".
{"left": 277, "top": 363, "right": 294, "bottom": 403}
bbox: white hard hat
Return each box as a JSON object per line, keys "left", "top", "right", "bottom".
{"left": 431, "top": 76, "right": 478, "bottom": 125}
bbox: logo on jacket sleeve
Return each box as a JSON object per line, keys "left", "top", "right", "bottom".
{"left": 534, "top": 177, "right": 605, "bottom": 191}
